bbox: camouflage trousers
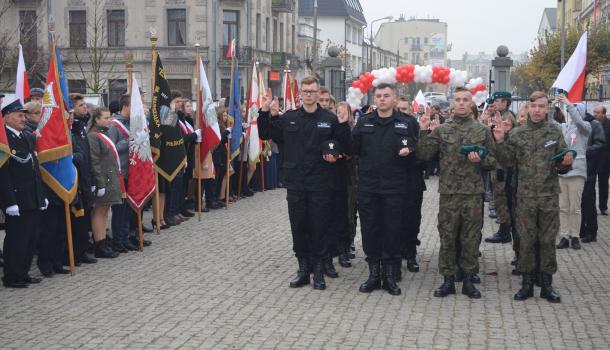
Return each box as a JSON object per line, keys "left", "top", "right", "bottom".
{"left": 438, "top": 194, "right": 482, "bottom": 276}
{"left": 492, "top": 170, "right": 512, "bottom": 225}
{"left": 515, "top": 195, "right": 559, "bottom": 274}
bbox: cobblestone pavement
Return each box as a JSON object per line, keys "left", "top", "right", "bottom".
{"left": 0, "top": 177, "right": 609, "bottom": 349}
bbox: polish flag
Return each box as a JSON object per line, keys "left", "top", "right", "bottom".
{"left": 15, "top": 44, "right": 30, "bottom": 104}
{"left": 246, "top": 63, "right": 261, "bottom": 164}
{"left": 412, "top": 90, "right": 427, "bottom": 113}
{"left": 282, "top": 71, "right": 299, "bottom": 111}
{"left": 197, "top": 57, "right": 221, "bottom": 161}
{"left": 553, "top": 32, "right": 587, "bottom": 103}
{"left": 226, "top": 38, "right": 236, "bottom": 59}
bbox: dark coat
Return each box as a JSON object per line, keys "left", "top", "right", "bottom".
{"left": 87, "top": 124, "right": 123, "bottom": 206}
{"left": 72, "top": 116, "right": 94, "bottom": 208}
{"left": 585, "top": 115, "right": 607, "bottom": 182}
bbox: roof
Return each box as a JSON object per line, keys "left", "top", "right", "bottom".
{"left": 543, "top": 8, "right": 557, "bottom": 30}
{"left": 299, "top": 0, "right": 366, "bottom": 24}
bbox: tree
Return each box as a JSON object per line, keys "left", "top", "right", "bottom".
{"left": 512, "top": 23, "right": 610, "bottom": 98}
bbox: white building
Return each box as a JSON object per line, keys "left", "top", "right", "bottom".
{"left": 538, "top": 7, "right": 557, "bottom": 43}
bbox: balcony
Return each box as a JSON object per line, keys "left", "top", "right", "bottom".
{"left": 272, "top": 0, "right": 293, "bottom": 13}
{"left": 218, "top": 45, "right": 254, "bottom": 66}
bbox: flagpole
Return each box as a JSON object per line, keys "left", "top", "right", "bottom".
{"left": 226, "top": 40, "right": 236, "bottom": 209}
{"left": 238, "top": 59, "right": 254, "bottom": 200}
{"left": 64, "top": 202, "right": 76, "bottom": 274}
{"left": 225, "top": 138, "right": 230, "bottom": 209}
{"left": 150, "top": 29, "right": 161, "bottom": 234}
{"left": 195, "top": 43, "right": 203, "bottom": 221}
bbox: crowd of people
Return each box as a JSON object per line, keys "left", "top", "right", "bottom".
{"left": 0, "top": 78, "right": 608, "bottom": 303}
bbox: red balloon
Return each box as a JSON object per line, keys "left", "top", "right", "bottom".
{"left": 352, "top": 80, "right": 362, "bottom": 89}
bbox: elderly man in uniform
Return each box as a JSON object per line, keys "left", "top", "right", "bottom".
{"left": 0, "top": 100, "right": 48, "bottom": 288}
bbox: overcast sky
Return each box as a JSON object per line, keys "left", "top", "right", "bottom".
{"left": 361, "top": 0, "right": 557, "bottom": 59}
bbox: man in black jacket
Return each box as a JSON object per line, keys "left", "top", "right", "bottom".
{"left": 581, "top": 112, "right": 606, "bottom": 242}
{"left": 258, "top": 76, "right": 351, "bottom": 290}
{"left": 352, "top": 84, "right": 419, "bottom": 296}
{"left": 594, "top": 106, "right": 610, "bottom": 215}
{"left": 0, "top": 100, "right": 48, "bottom": 288}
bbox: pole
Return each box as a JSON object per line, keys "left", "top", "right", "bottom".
{"left": 237, "top": 140, "right": 245, "bottom": 199}
{"left": 150, "top": 29, "right": 161, "bottom": 234}
{"left": 260, "top": 152, "right": 265, "bottom": 192}
{"left": 137, "top": 208, "right": 144, "bottom": 251}
{"left": 211, "top": 0, "right": 218, "bottom": 98}
{"left": 195, "top": 44, "right": 202, "bottom": 221}
{"left": 560, "top": 0, "right": 566, "bottom": 69}
{"left": 64, "top": 202, "right": 76, "bottom": 273}
{"left": 312, "top": 0, "right": 318, "bottom": 72}
{"left": 225, "top": 138, "right": 230, "bottom": 209}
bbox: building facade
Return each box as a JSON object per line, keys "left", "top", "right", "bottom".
{"left": 538, "top": 7, "right": 558, "bottom": 42}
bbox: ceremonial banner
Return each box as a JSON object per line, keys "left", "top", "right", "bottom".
{"left": 15, "top": 44, "right": 30, "bottom": 104}
{"left": 553, "top": 32, "right": 587, "bottom": 103}
{"left": 197, "top": 57, "right": 221, "bottom": 161}
{"left": 229, "top": 60, "right": 242, "bottom": 159}
{"left": 247, "top": 63, "right": 262, "bottom": 164}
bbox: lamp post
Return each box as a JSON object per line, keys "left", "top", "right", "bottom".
{"left": 560, "top": 0, "right": 566, "bottom": 69}
{"left": 368, "top": 16, "right": 393, "bottom": 72}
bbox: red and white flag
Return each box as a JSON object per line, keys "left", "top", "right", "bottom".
{"left": 283, "top": 71, "right": 300, "bottom": 111}
{"left": 246, "top": 63, "right": 262, "bottom": 164}
{"left": 15, "top": 44, "right": 30, "bottom": 104}
{"left": 412, "top": 90, "right": 427, "bottom": 112}
{"left": 127, "top": 75, "right": 155, "bottom": 210}
{"left": 226, "top": 38, "right": 236, "bottom": 59}
{"left": 553, "top": 32, "right": 587, "bottom": 103}
{"left": 198, "top": 57, "right": 221, "bottom": 161}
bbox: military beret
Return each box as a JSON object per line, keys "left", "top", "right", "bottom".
{"left": 30, "top": 87, "right": 45, "bottom": 97}
{"left": 485, "top": 97, "right": 495, "bottom": 105}
{"left": 459, "top": 144, "right": 489, "bottom": 159}
{"left": 1, "top": 99, "right": 28, "bottom": 115}
{"left": 551, "top": 149, "right": 577, "bottom": 162}
{"left": 492, "top": 91, "right": 512, "bottom": 100}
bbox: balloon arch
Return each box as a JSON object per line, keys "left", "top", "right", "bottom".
{"left": 346, "top": 64, "right": 489, "bottom": 110}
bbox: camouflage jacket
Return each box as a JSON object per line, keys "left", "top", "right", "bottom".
{"left": 496, "top": 118, "right": 569, "bottom": 197}
{"left": 417, "top": 115, "right": 497, "bottom": 194}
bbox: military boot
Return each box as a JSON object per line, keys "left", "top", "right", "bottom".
{"left": 323, "top": 256, "right": 339, "bottom": 278}
{"left": 312, "top": 259, "right": 326, "bottom": 290}
{"left": 485, "top": 223, "right": 512, "bottom": 243}
{"left": 338, "top": 242, "right": 352, "bottom": 268}
{"left": 461, "top": 273, "right": 482, "bottom": 299}
{"left": 289, "top": 257, "right": 310, "bottom": 288}
{"left": 382, "top": 262, "right": 401, "bottom": 296}
{"left": 540, "top": 273, "right": 561, "bottom": 303}
{"left": 513, "top": 273, "right": 534, "bottom": 301}
{"left": 434, "top": 276, "right": 456, "bottom": 297}
{"left": 359, "top": 260, "right": 381, "bottom": 293}
{"left": 556, "top": 237, "right": 570, "bottom": 249}
{"left": 94, "top": 239, "right": 119, "bottom": 259}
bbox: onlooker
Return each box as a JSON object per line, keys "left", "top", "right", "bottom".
{"left": 594, "top": 105, "right": 610, "bottom": 215}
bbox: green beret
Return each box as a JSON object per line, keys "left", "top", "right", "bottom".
{"left": 485, "top": 97, "right": 495, "bottom": 105}
{"left": 492, "top": 91, "right": 512, "bottom": 100}
{"left": 551, "top": 149, "right": 577, "bottom": 162}
{"left": 459, "top": 144, "right": 489, "bottom": 159}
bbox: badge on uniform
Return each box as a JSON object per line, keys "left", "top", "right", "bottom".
{"left": 544, "top": 140, "right": 558, "bottom": 148}
{"left": 394, "top": 123, "right": 408, "bottom": 129}
{"left": 317, "top": 122, "right": 331, "bottom": 129}
{"left": 322, "top": 139, "right": 341, "bottom": 157}
{"left": 397, "top": 137, "right": 412, "bottom": 153}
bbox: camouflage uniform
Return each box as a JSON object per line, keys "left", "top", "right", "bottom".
{"left": 496, "top": 119, "right": 569, "bottom": 274}
{"left": 492, "top": 109, "right": 516, "bottom": 225}
{"left": 417, "top": 115, "right": 497, "bottom": 276}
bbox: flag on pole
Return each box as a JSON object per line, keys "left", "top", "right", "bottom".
{"left": 0, "top": 110, "right": 9, "bottom": 168}
{"left": 15, "top": 44, "right": 30, "bottom": 104}
{"left": 412, "top": 90, "right": 427, "bottom": 112}
{"left": 292, "top": 76, "right": 300, "bottom": 109}
{"left": 246, "top": 63, "right": 262, "bottom": 164}
{"left": 35, "top": 41, "right": 78, "bottom": 203}
{"left": 226, "top": 38, "right": 236, "bottom": 59}
{"left": 197, "top": 57, "right": 221, "bottom": 160}
{"left": 127, "top": 75, "right": 155, "bottom": 210}
{"left": 553, "top": 32, "right": 587, "bottom": 103}
{"left": 229, "top": 60, "right": 242, "bottom": 159}
{"left": 55, "top": 46, "right": 73, "bottom": 111}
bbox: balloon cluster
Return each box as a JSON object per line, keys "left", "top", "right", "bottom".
{"left": 346, "top": 64, "right": 483, "bottom": 110}
{"left": 466, "top": 78, "right": 490, "bottom": 106}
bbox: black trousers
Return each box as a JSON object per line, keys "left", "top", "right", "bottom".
{"left": 580, "top": 179, "right": 598, "bottom": 238}
{"left": 598, "top": 170, "right": 609, "bottom": 211}
{"left": 37, "top": 205, "right": 66, "bottom": 271}
{"left": 358, "top": 192, "right": 405, "bottom": 264}
{"left": 401, "top": 191, "right": 424, "bottom": 259}
{"left": 70, "top": 208, "right": 92, "bottom": 260}
{"left": 3, "top": 209, "right": 40, "bottom": 283}
{"left": 286, "top": 190, "right": 331, "bottom": 260}
{"left": 328, "top": 189, "right": 349, "bottom": 257}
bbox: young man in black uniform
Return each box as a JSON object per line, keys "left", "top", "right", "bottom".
{"left": 258, "top": 76, "right": 351, "bottom": 290}
{"left": 0, "top": 100, "right": 48, "bottom": 288}
{"left": 352, "top": 83, "right": 419, "bottom": 296}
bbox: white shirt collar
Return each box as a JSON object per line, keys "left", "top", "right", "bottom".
{"left": 5, "top": 125, "right": 21, "bottom": 138}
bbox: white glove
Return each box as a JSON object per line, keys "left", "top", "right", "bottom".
{"left": 242, "top": 122, "right": 249, "bottom": 129}
{"left": 40, "top": 198, "right": 49, "bottom": 211}
{"left": 195, "top": 129, "right": 202, "bottom": 143}
{"left": 91, "top": 186, "right": 96, "bottom": 193}
{"left": 227, "top": 129, "right": 232, "bottom": 137}
{"left": 96, "top": 188, "right": 106, "bottom": 197}
{"left": 5, "top": 205, "right": 20, "bottom": 216}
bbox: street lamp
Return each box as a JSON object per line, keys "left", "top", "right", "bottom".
{"left": 369, "top": 16, "right": 393, "bottom": 71}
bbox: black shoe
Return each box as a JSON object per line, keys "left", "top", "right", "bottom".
{"left": 151, "top": 219, "right": 170, "bottom": 230}
{"left": 123, "top": 241, "right": 138, "bottom": 251}
{"left": 382, "top": 263, "right": 401, "bottom": 296}
{"left": 461, "top": 274, "right": 481, "bottom": 299}
{"left": 312, "top": 259, "right": 326, "bottom": 290}
{"left": 208, "top": 201, "right": 224, "bottom": 210}
{"left": 323, "top": 257, "right": 339, "bottom": 278}
{"left": 39, "top": 265, "right": 54, "bottom": 278}
{"left": 514, "top": 273, "right": 534, "bottom": 301}
{"left": 359, "top": 260, "right": 381, "bottom": 293}
{"left": 338, "top": 252, "right": 351, "bottom": 268}
{"left": 511, "top": 268, "right": 521, "bottom": 276}
{"left": 80, "top": 254, "right": 98, "bottom": 264}
{"left": 130, "top": 236, "right": 152, "bottom": 247}
{"left": 3, "top": 280, "right": 28, "bottom": 288}
{"left": 434, "top": 276, "right": 456, "bottom": 297}
{"left": 581, "top": 235, "right": 597, "bottom": 243}
{"left": 289, "top": 257, "right": 310, "bottom": 288}
{"left": 570, "top": 237, "right": 581, "bottom": 250}
{"left": 53, "top": 266, "right": 70, "bottom": 274}
{"left": 95, "top": 239, "right": 119, "bottom": 258}
{"left": 242, "top": 188, "right": 255, "bottom": 197}
{"left": 556, "top": 237, "right": 570, "bottom": 249}
{"left": 24, "top": 275, "right": 42, "bottom": 284}
{"left": 165, "top": 217, "right": 180, "bottom": 226}
{"left": 406, "top": 257, "right": 419, "bottom": 272}
{"left": 484, "top": 223, "right": 511, "bottom": 243}
{"left": 142, "top": 223, "right": 154, "bottom": 233}
{"left": 601, "top": 209, "right": 608, "bottom": 215}
{"left": 180, "top": 209, "right": 195, "bottom": 218}
{"left": 111, "top": 242, "right": 129, "bottom": 253}
{"left": 540, "top": 273, "right": 561, "bottom": 303}
{"left": 200, "top": 207, "right": 210, "bottom": 213}
{"left": 471, "top": 274, "right": 481, "bottom": 284}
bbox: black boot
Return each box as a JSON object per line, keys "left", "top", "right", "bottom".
{"left": 461, "top": 273, "right": 482, "bottom": 299}
{"left": 434, "top": 276, "right": 456, "bottom": 297}
{"left": 312, "top": 259, "right": 326, "bottom": 290}
{"left": 338, "top": 243, "right": 352, "bottom": 268}
{"left": 94, "top": 239, "right": 119, "bottom": 259}
{"left": 513, "top": 273, "right": 534, "bottom": 301}
{"left": 406, "top": 257, "right": 420, "bottom": 272}
{"left": 570, "top": 237, "right": 581, "bottom": 250}
{"left": 471, "top": 274, "right": 481, "bottom": 284}
{"left": 540, "top": 273, "right": 561, "bottom": 303}
{"left": 556, "top": 237, "right": 570, "bottom": 249}
{"left": 323, "top": 256, "right": 339, "bottom": 278}
{"left": 359, "top": 260, "right": 381, "bottom": 293}
{"left": 289, "top": 257, "right": 310, "bottom": 288}
{"left": 382, "top": 262, "right": 401, "bottom": 296}
{"left": 484, "top": 223, "right": 512, "bottom": 243}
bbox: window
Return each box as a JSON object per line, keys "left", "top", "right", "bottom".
{"left": 222, "top": 10, "right": 238, "bottom": 46}
{"left": 19, "top": 11, "right": 37, "bottom": 62}
{"left": 266, "top": 17, "right": 270, "bottom": 51}
{"left": 109, "top": 79, "right": 127, "bottom": 104}
{"left": 346, "top": 24, "right": 351, "bottom": 42}
{"left": 352, "top": 27, "right": 357, "bottom": 44}
{"left": 168, "top": 9, "right": 186, "bottom": 46}
{"left": 107, "top": 10, "right": 125, "bottom": 47}
{"left": 280, "top": 22, "right": 284, "bottom": 52}
{"left": 168, "top": 79, "right": 192, "bottom": 100}
{"left": 291, "top": 24, "right": 295, "bottom": 54}
{"left": 273, "top": 18, "right": 278, "bottom": 52}
{"left": 69, "top": 11, "right": 86, "bottom": 48}
{"left": 256, "top": 14, "right": 261, "bottom": 49}
{"left": 68, "top": 80, "right": 87, "bottom": 94}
